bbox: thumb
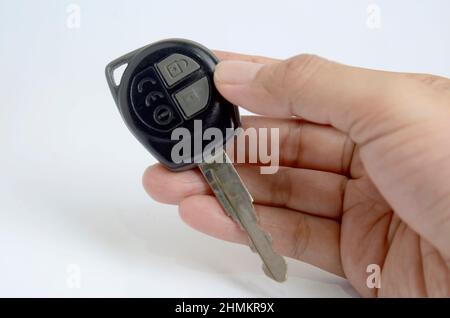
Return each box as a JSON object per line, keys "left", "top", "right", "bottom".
{"left": 213, "top": 54, "right": 433, "bottom": 145}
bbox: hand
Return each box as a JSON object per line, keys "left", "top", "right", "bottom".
{"left": 143, "top": 51, "right": 450, "bottom": 297}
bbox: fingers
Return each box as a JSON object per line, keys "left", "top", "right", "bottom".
{"left": 236, "top": 116, "right": 354, "bottom": 174}
{"left": 228, "top": 166, "right": 346, "bottom": 219}
{"left": 143, "top": 115, "right": 353, "bottom": 219}
{"left": 214, "top": 53, "right": 415, "bottom": 145}
{"left": 143, "top": 163, "right": 346, "bottom": 219}
{"left": 143, "top": 164, "right": 208, "bottom": 204}
{"left": 214, "top": 50, "right": 450, "bottom": 94}
{"left": 178, "top": 194, "right": 344, "bottom": 276}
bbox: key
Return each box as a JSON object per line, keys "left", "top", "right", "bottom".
{"left": 105, "top": 39, "right": 287, "bottom": 282}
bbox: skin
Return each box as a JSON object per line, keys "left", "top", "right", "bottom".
{"left": 142, "top": 51, "right": 450, "bottom": 297}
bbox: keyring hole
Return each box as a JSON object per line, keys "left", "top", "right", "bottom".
{"left": 113, "top": 63, "right": 127, "bottom": 86}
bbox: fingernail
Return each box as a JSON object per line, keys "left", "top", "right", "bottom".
{"left": 214, "top": 60, "right": 264, "bottom": 85}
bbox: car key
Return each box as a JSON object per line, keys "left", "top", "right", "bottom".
{"left": 105, "top": 39, "right": 287, "bottom": 282}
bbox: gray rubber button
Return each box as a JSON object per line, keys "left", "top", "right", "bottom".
{"left": 156, "top": 53, "right": 200, "bottom": 86}
{"left": 174, "top": 76, "right": 209, "bottom": 118}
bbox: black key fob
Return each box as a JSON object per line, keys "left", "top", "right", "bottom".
{"left": 105, "top": 39, "right": 241, "bottom": 171}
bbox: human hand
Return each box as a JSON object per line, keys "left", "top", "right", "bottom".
{"left": 143, "top": 51, "right": 450, "bottom": 297}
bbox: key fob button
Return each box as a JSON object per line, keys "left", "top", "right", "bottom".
{"left": 153, "top": 105, "right": 173, "bottom": 125}
{"left": 174, "top": 76, "right": 210, "bottom": 118}
{"left": 130, "top": 66, "right": 182, "bottom": 131}
{"left": 156, "top": 53, "right": 200, "bottom": 86}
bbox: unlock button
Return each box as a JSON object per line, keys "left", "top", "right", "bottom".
{"left": 157, "top": 53, "right": 200, "bottom": 86}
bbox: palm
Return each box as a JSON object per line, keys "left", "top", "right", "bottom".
{"left": 341, "top": 147, "right": 450, "bottom": 297}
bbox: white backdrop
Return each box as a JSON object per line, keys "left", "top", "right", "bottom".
{"left": 0, "top": 0, "right": 449, "bottom": 297}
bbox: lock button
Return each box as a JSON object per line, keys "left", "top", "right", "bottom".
{"left": 174, "top": 76, "right": 210, "bottom": 118}
{"left": 156, "top": 53, "right": 200, "bottom": 86}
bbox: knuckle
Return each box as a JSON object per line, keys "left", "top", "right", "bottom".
{"left": 282, "top": 54, "right": 326, "bottom": 86}
{"left": 341, "top": 134, "right": 356, "bottom": 175}
{"left": 417, "top": 74, "right": 443, "bottom": 85}
{"left": 337, "top": 175, "right": 349, "bottom": 215}
{"left": 406, "top": 73, "right": 450, "bottom": 91}
{"left": 270, "top": 167, "right": 293, "bottom": 207}
{"left": 280, "top": 54, "right": 328, "bottom": 114}
{"left": 293, "top": 121, "right": 305, "bottom": 166}
{"left": 280, "top": 119, "right": 304, "bottom": 166}
{"left": 255, "top": 54, "right": 328, "bottom": 116}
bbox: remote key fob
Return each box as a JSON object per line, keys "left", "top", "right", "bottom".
{"left": 105, "top": 39, "right": 287, "bottom": 282}
{"left": 105, "top": 38, "right": 240, "bottom": 171}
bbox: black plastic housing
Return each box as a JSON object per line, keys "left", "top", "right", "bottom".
{"left": 105, "top": 39, "right": 241, "bottom": 171}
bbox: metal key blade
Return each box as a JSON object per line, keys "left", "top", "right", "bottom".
{"left": 199, "top": 150, "right": 287, "bottom": 282}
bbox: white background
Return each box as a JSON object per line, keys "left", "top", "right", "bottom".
{"left": 0, "top": 0, "right": 449, "bottom": 297}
